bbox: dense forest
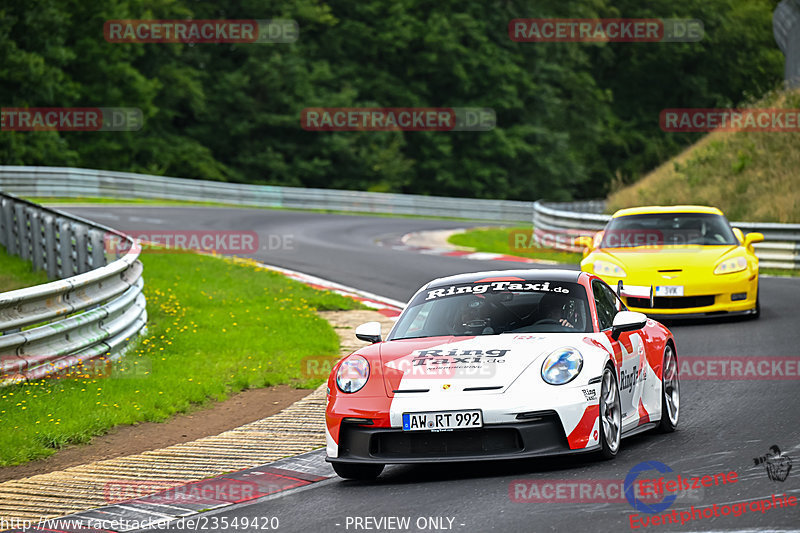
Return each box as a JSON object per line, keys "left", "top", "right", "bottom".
{"left": 0, "top": 0, "right": 785, "bottom": 200}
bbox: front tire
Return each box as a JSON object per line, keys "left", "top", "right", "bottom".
{"left": 658, "top": 344, "right": 679, "bottom": 432}
{"left": 596, "top": 365, "right": 622, "bottom": 460}
{"left": 332, "top": 462, "right": 384, "bottom": 481}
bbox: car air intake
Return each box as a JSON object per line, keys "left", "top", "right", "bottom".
{"left": 628, "top": 295, "right": 715, "bottom": 309}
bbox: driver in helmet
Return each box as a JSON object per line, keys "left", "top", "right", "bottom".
{"left": 540, "top": 292, "right": 575, "bottom": 328}
{"left": 456, "top": 297, "right": 494, "bottom": 335}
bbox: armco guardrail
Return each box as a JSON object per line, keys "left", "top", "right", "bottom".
{"left": 0, "top": 166, "right": 534, "bottom": 223}
{"left": 0, "top": 192, "right": 146, "bottom": 386}
{"left": 533, "top": 200, "right": 800, "bottom": 270}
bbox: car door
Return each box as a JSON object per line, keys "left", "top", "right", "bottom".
{"left": 592, "top": 279, "right": 645, "bottom": 430}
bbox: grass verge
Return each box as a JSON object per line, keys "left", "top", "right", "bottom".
{"left": 0, "top": 251, "right": 364, "bottom": 466}
{"left": 0, "top": 246, "right": 49, "bottom": 292}
{"left": 607, "top": 89, "right": 800, "bottom": 223}
{"left": 448, "top": 227, "right": 582, "bottom": 264}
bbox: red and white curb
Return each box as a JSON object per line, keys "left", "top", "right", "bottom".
{"left": 390, "top": 230, "right": 559, "bottom": 265}
{"left": 257, "top": 262, "right": 405, "bottom": 317}
{"left": 6, "top": 451, "right": 333, "bottom": 533}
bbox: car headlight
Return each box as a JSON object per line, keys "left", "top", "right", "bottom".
{"left": 714, "top": 256, "right": 747, "bottom": 275}
{"left": 593, "top": 260, "right": 627, "bottom": 278}
{"left": 336, "top": 355, "right": 370, "bottom": 393}
{"left": 541, "top": 347, "right": 583, "bottom": 385}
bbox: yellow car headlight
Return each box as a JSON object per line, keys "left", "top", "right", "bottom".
{"left": 593, "top": 260, "right": 627, "bottom": 278}
{"left": 714, "top": 256, "right": 747, "bottom": 275}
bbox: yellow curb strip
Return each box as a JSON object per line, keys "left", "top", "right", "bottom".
{"left": 0, "top": 309, "right": 392, "bottom": 526}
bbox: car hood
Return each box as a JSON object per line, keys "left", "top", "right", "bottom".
{"left": 378, "top": 333, "right": 595, "bottom": 396}
{"left": 598, "top": 245, "right": 738, "bottom": 272}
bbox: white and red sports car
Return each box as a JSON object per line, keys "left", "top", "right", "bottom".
{"left": 325, "top": 270, "right": 680, "bottom": 480}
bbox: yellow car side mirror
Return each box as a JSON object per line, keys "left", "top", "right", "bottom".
{"left": 743, "top": 231, "right": 764, "bottom": 248}
{"left": 574, "top": 236, "right": 594, "bottom": 258}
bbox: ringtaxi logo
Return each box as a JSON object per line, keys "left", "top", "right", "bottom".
{"left": 104, "top": 19, "right": 298, "bottom": 43}
{"left": 0, "top": 107, "right": 143, "bottom": 131}
{"left": 509, "top": 18, "right": 703, "bottom": 43}
{"left": 425, "top": 281, "right": 568, "bottom": 301}
{"left": 300, "top": 107, "right": 495, "bottom": 131}
{"left": 661, "top": 109, "right": 800, "bottom": 132}
{"left": 395, "top": 349, "right": 505, "bottom": 379}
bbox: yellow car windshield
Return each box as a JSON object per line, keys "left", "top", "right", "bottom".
{"left": 601, "top": 213, "right": 737, "bottom": 248}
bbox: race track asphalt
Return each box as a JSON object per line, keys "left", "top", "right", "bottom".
{"left": 65, "top": 206, "right": 800, "bottom": 533}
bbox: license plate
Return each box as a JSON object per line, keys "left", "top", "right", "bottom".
{"left": 402, "top": 410, "right": 483, "bottom": 431}
{"left": 655, "top": 285, "right": 684, "bottom": 297}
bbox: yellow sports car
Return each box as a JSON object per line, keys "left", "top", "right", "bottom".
{"left": 576, "top": 206, "right": 763, "bottom": 319}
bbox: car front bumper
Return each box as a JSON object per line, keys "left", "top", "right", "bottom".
{"left": 602, "top": 272, "right": 758, "bottom": 317}
{"left": 327, "top": 411, "right": 601, "bottom": 465}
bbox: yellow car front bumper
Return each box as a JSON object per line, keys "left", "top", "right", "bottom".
{"left": 600, "top": 270, "right": 759, "bottom": 317}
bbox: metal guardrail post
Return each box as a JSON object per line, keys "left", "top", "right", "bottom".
{"left": 89, "top": 228, "right": 106, "bottom": 269}
{"left": 59, "top": 219, "right": 75, "bottom": 277}
{"left": 30, "top": 209, "right": 44, "bottom": 272}
{"left": 74, "top": 224, "right": 88, "bottom": 274}
{"left": 774, "top": 0, "right": 800, "bottom": 88}
{"left": 15, "top": 203, "right": 28, "bottom": 260}
{"left": 0, "top": 197, "right": 10, "bottom": 250}
{"left": 43, "top": 213, "right": 58, "bottom": 279}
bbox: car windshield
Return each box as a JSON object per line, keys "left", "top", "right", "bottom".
{"left": 600, "top": 213, "right": 737, "bottom": 248}
{"left": 389, "top": 280, "right": 592, "bottom": 339}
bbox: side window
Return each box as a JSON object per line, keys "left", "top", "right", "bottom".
{"left": 593, "top": 280, "right": 616, "bottom": 330}
{"left": 605, "top": 284, "right": 627, "bottom": 313}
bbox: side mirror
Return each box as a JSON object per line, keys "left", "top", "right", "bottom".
{"left": 731, "top": 227, "right": 745, "bottom": 244}
{"left": 611, "top": 311, "right": 647, "bottom": 340}
{"left": 355, "top": 321, "right": 382, "bottom": 344}
{"left": 743, "top": 231, "right": 764, "bottom": 248}
{"left": 574, "top": 236, "right": 594, "bottom": 250}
